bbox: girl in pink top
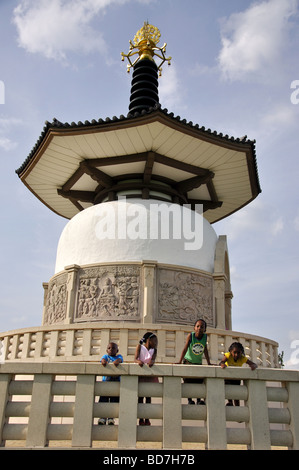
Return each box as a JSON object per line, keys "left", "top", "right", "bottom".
{"left": 134, "top": 332, "right": 158, "bottom": 425}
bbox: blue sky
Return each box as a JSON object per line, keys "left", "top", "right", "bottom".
{"left": 0, "top": 0, "right": 298, "bottom": 368}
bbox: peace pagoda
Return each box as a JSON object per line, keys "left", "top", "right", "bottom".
{"left": 2, "top": 22, "right": 299, "bottom": 453}
{"left": 4, "top": 22, "right": 277, "bottom": 367}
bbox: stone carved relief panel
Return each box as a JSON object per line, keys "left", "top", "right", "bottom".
{"left": 74, "top": 265, "right": 141, "bottom": 321}
{"left": 44, "top": 273, "right": 68, "bottom": 324}
{"left": 157, "top": 268, "right": 214, "bottom": 326}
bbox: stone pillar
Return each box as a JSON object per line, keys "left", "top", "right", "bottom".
{"left": 72, "top": 374, "right": 95, "bottom": 447}
{"left": 225, "top": 290, "right": 233, "bottom": 330}
{"left": 206, "top": 377, "right": 226, "bottom": 449}
{"left": 0, "top": 374, "right": 11, "bottom": 446}
{"left": 41, "top": 282, "right": 48, "bottom": 325}
{"left": 118, "top": 375, "right": 138, "bottom": 448}
{"left": 163, "top": 376, "right": 182, "bottom": 449}
{"left": 245, "top": 379, "right": 271, "bottom": 450}
{"left": 142, "top": 261, "right": 157, "bottom": 324}
{"left": 286, "top": 382, "right": 299, "bottom": 449}
{"left": 214, "top": 235, "right": 232, "bottom": 330}
{"left": 65, "top": 264, "right": 80, "bottom": 324}
{"left": 26, "top": 374, "right": 53, "bottom": 447}
{"left": 213, "top": 274, "right": 226, "bottom": 330}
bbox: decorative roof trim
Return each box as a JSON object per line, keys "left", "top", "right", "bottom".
{"left": 15, "top": 103, "right": 261, "bottom": 197}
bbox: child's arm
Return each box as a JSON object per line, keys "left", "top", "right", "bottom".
{"left": 101, "top": 355, "right": 108, "bottom": 367}
{"left": 204, "top": 345, "right": 212, "bottom": 365}
{"left": 134, "top": 344, "right": 144, "bottom": 367}
{"left": 247, "top": 359, "right": 258, "bottom": 370}
{"left": 176, "top": 333, "right": 191, "bottom": 364}
{"left": 113, "top": 356, "right": 123, "bottom": 367}
{"left": 219, "top": 355, "right": 227, "bottom": 368}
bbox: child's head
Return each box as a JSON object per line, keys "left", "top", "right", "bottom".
{"left": 228, "top": 342, "right": 245, "bottom": 361}
{"left": 194, "top": 319, "right": 207, "bottom": 335}
{"left": 139, "top": 332, "right": 158, "bottom": 349}
{"left": 107, "top": 342, "right": 119, "bottom": 356}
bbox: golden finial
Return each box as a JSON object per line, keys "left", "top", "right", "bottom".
{"left": 121, "top": 21, "right": 171, "bottom": 76}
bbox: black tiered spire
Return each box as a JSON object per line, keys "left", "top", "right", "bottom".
{"left": 121, "top": 22, "right": 171, "bottom": 114}
{"left": 129, "top": 58, "right": 159, "bottom": 114}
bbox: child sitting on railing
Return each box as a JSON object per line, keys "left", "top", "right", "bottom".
{"left": 219, "top": 341, "right": 257, "bottom": 406}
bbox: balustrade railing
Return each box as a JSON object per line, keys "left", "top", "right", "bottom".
{"left": 0, "top": 362, "right": 298, "bottom": 450}
{"left": 0, "top": 323, "right": 279, "bottom": 367}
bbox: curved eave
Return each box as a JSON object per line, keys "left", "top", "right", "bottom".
{"left": 16, "top": 106, "right": 261, "bottom": 224}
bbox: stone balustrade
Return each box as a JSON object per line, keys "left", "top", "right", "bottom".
{"left": 0, "top": 322, "right": 278, "bottom": 367}
{"left": 0, "top": 362, "right": 298, "bottom": 449}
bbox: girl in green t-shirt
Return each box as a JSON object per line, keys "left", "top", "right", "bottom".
{"left": 177, "top": 319, "right": 211, "bottom": 405}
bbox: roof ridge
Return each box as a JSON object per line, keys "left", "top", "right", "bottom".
{"left": 15, "top": 105, "right": 257, "bottom": 177}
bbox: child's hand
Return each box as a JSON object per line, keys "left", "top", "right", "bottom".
{"left": 101, "top": 359, "right": 107, "bottom": 367}
{"left": 148, "top": 360, "right": 155, "bottom": 367}
{"left": 220, "top": 362, "right": 227, "bottom": 369}
{"left": 136, "top": 359, "right": 144, "bottom": 367}
{"left": 247, "top": 360, "right": 257, "bottom": 370}
{"left": 113, "top": 359, "right": 121, "bottom": 367}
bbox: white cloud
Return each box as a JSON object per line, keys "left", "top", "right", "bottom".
{"left": 218, "top": 0, "right": 298, "bottom": 81}
{"left": 0, "top": 117, "right": 22, "bottom": 151}
{"left": 0, "top": 137, "right": 17, "bottom": 152}
{"left": 255, "top": 103, "right": 299, "bottom": 148}
{"left": 190, "top": 63, "right": 217, "bottom": 77}
{"left": 217, "top": 199, "right": 263, "bottom": 241}
{"left": 158, "top": 63, "right": 184, "bottom": 111}
{"left": 12, "top": 0, "right": 129, "bottom": 63}
{"left": 217, "top": 198, "right": 285, "bottom": 242}
{"left": 271, "top": 217, "right": 284, "bottom": 236}
{"left": 261, "top": 105, "right": 297, "bottom": 129}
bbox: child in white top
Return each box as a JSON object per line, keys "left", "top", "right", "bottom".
{"left": 134, "top": 332, "right": 158, "bottom": 425}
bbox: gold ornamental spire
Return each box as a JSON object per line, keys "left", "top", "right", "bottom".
{"left": 121, "top": 21, "right": 171, "bottom": 76}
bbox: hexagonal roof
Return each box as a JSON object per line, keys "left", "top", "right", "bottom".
{"left": 16, "top": 104, "right": 261, "bottom": 224}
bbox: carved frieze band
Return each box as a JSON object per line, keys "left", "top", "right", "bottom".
{"left": 43, "top": 263, "right": 214, "bottom": 326}
{"left": 43, "top": 273, "right": 68, "bottom": 325}
{"left": 75, "top": 265, "right": 141, "bottom": 321}
{"left": 157, "top": 268, "right": 214, "bottom": 327}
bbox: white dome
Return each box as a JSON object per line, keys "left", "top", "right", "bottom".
{"left": 55, "top": 199, "right": 218, "bottom": 274}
